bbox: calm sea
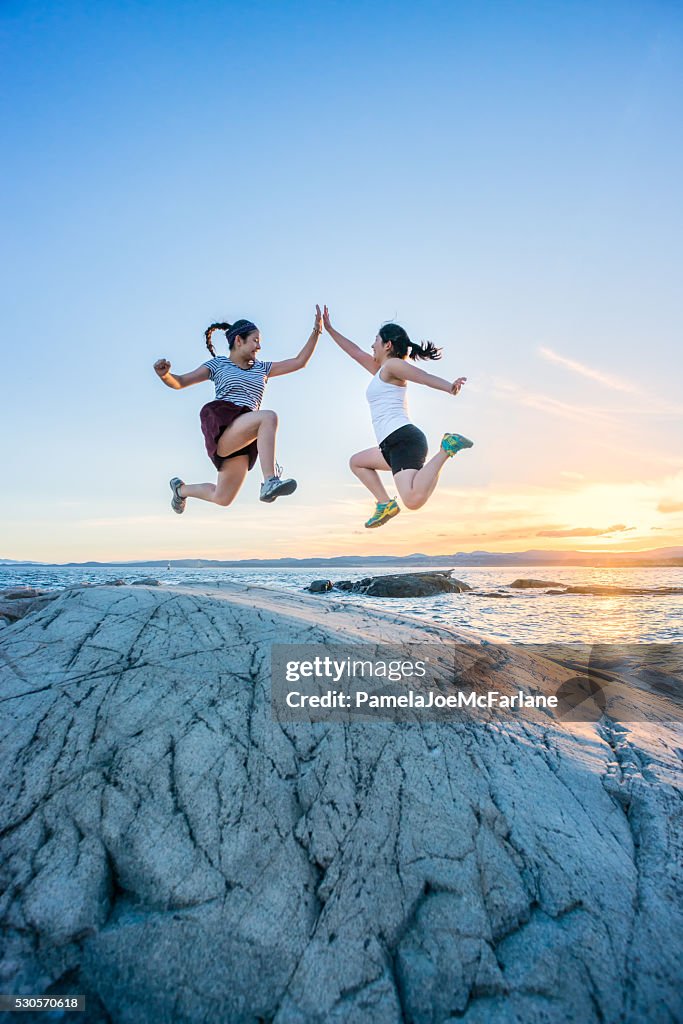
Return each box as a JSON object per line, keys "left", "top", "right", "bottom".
{"left": 1, "top": 564, "right": 681, "bottom": 645}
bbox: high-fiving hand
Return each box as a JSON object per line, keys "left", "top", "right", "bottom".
{"left": 314, "top": 304, "right": 323, "bottom": 335}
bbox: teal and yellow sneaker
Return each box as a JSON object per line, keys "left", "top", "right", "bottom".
{"left": 441, "top": 433, "right": 474, "bottom": 456}
{"left": 365, "top": 498, "right": 400, "bottom": 529}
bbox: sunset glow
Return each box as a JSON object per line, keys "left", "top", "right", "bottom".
{"left": 1, "top": 3, "right": 681, "bottom": 564}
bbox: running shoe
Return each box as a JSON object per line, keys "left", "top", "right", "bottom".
{"left": 365, "top": 498, "right": 400, "bottom": 529}
{"left": 260, "top": 465, "right": 298, "bottom": 503}
{"left": 441, "top": 433, "right": 474, "bottom": 456}
{"left": 170, "top": 477, "right": 186, "bottom": 514}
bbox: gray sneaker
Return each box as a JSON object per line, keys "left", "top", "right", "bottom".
{"left": 260, "top": 471, "right": 297, "bottom": 503}
{"left": 170, "top": 477, "right": 186, "bottom": 514}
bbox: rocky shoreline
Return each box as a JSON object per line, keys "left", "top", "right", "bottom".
{"left": 305, "top": 569, "right": 683, "bottom": 599}
{"left": 1, "top": 569, "right": 681, "bottom": 627}
{"left": 0, "top": 581, "right": 681, "bottom": 1022}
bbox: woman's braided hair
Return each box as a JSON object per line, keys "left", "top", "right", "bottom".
{"left": 204, "top": 320, "right": 257, "bottom": 357}
{"left": 204, "top": 322, "right": 231, "bottom": 357}
{"left": 379, "top": 323, "right": 441, "bottom": 361}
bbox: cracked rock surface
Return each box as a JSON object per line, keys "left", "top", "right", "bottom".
{"left": 0, "top": 584, "right": 681, "bottom": 1024}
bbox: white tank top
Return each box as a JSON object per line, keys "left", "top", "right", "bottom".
{"left": 366, "top": 369, "right": 411, "bottom": 444}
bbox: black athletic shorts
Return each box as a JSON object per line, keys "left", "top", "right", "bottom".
{"left": 379, "top": 424, "right": 429, "bottom": 474}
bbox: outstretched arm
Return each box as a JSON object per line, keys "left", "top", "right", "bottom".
{"left": 385, "top": 357, "right": 466, "bottom": 396}
{"left": 269, "top": 306, "right": 323, "bottom": 378}
{"left": 323, "top": 305, "right": 378, "bottom": 375}
{"left": 153, "top": 359, "right": 211, "bottom": 390}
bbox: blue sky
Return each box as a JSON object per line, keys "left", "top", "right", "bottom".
{"left": 2, "top": 0, "right": 682, "bottom": 561}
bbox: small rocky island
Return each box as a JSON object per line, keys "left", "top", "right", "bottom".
{"left": 305, "top": 570, "right": 683, "bottom": 599}
{"left": 308, "top": 570, "right": 471, "bottom": 597}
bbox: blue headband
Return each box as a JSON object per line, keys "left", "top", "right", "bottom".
{"left": 226, "top": 321, "right": 257, "bottom": 344}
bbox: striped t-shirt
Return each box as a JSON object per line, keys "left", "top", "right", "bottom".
{"left": 203, "top": 356, "right": 273, "bottom": 410}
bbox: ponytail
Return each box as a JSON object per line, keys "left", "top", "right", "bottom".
{"left": 408, "top": 340, "right": 441, "bottom": 361}
{"left": 379, "top": 323, "right": 442, "bottom": 361}
{"left": 203, "top": 318, "right": 258, "bottom": 356}
{"left": 205, "top": 322, "right": 232, "bottom": 357}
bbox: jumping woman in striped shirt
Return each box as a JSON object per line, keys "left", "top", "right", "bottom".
{"left": 323, "top": 306, "right": 473, "bottom": 528}
{"left": 154, "top": 308, "right": 322, "bottom": 511}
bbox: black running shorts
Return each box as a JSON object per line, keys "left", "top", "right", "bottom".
{"left": 379, "top": 424, "right": 429, "bottom": 474}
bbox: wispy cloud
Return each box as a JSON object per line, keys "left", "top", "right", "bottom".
{"left": 469, "top": 526, "right": 565, "bottom": 542}
{"left": 538, "top": 347, "right": 637, "bottom": 393}
{"left": 491, "top": 380, "right": 617, "bottom": 424}
{"left": 487, "top": 377, "right": 683, "bottom": 468}
{"left": 657, "top": 500, "right": 683, "bottom": 514}
{"left": 537, "top": 524, "right": 634, "bottom": 538}
{"left": 538, "top": 346, "right": 683, "bottom": 418}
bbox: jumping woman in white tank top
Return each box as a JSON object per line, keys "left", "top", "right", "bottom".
{"left": 323, "top": 306, "right": 473, "bottom": 528}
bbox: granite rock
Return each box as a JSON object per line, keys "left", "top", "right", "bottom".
{"left": 508, "top": 579, "right": 683, "bottom": 597}
{"left": 308, "top": 580, "right": 333, "bottom": 593}
{"left": 334, "top": 571, "right": 471, "bottom": 598}
{"left": 0, "top": 584, "right": 681, "bottom": 1023}
{"left": 508, "top": 579, "right": 565, "bottom": 589}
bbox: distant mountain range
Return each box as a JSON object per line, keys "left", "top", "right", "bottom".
{"left": 0, "top": 559, "right": 43, "bottom": 565}
{"left": 2, "top": 548, "right": 682, "bottom": 568}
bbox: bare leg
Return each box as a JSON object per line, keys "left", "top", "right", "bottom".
{"left": 215, "top": 409, "right": 279, "bottom": 479}
{"left": 181, "top": 456, "right": 249, "bottom": 505}
{"left": 350, "top": 448, "right": 393, "bottom": 503}
{"left": 393, "top": 450, "right": 450, "bottom": 510}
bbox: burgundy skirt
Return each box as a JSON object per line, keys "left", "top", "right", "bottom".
{"left": 199, "top": 400, "right": 258, "bottom": 471}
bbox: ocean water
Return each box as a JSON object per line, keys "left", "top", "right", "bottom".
{"left": 1, "top": 564, "right": 681, "bottom": 645}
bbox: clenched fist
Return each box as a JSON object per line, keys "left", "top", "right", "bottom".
{"left": 154, "top": 358, "right": 171, "bottom": 378}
